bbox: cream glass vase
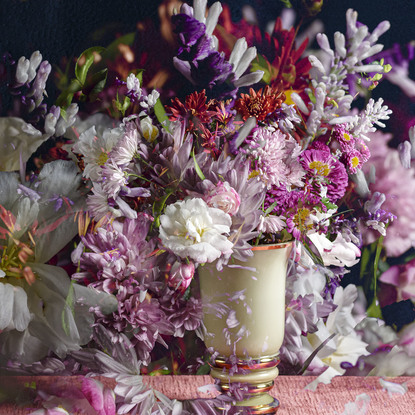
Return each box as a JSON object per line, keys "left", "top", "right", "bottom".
{"left": 198, "top": 242, "right": 293, "bottom": 414}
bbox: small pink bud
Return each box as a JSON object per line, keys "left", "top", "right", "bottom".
{"left": 168, "top": 262, "right": 195, "bottom": 292}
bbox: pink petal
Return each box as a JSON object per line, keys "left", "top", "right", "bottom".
{"left": 81, "top": 378, "right": 104, "bottom": 411}
{"left": 379, "top": 265, "right": 400, "bottom": 286}
{"left": 103, "top": 388, "right": 116, "bottom": 415}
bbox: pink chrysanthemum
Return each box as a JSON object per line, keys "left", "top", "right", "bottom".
{"left": 247, "top": 127, "right": 305, "bottom": 189}
{"left": 72, "top": 215, "right": 176, "bottom": 363}
{"left": 344, "top": 149, "right": 364, "bottom": 174}
{"left": 332, "top": 125, "right": 356, "bottom": 152}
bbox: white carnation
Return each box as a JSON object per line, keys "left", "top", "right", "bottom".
{"left": 159, "top": 198, "right": 233, "bottom": 263}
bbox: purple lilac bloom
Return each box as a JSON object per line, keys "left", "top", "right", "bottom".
{"left": 72, "top": 215, "right": 175, "bottom": 364}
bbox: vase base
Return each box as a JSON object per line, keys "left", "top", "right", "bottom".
{"left": 215, "top": 393, "right": 280, "bottom": 414}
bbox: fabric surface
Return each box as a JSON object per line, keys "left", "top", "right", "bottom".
{"left": 0, "top": 375, "right": 414, "bottom": 414}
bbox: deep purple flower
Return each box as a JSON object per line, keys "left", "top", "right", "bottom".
{"left": 172, "top": 14, "right": 206, "bottom": 49}
{"left": 190, "top": 51, "right": 233, "bottom": 87}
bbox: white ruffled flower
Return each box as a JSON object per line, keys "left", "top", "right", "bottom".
{"left": 308, "top": 232, "right": 360, "bottom": 268}
{"left": 159, "top": 198, "right": 233, "bottom": 263}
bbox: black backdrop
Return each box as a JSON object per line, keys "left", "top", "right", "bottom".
{"left": 2, "top": 0, "right": 415, "bottom": 65}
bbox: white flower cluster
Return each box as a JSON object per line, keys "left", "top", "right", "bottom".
{"left": 291, "top": 9, "right": 390, "bottom": 140}
{"left": 344, "top": 97, "right": 392, "bottom": 141}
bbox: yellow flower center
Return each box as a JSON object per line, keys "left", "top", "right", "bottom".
{"left": 248, "top": 170, "right": 260, "bottom": 179}
{"left": 351, "top": 156, "right": 360, "bottom": 168}
{"left": 1, "top": 241, "right": 35, "bottom": 284}
{"left": 343, "top": 132, "right": 351, "bottom": 141}
{"left": 293, "top": 208, "right": 313, "bottom": 232}
{"left": 308, "top": 161, "right": 330, "bottom": 176}
{"left": 97, "top": 151, "right": 109, "bottom": 166}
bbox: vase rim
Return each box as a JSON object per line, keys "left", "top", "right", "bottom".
{"left": 250, "top": 241, "right": 293, "bottom": 251}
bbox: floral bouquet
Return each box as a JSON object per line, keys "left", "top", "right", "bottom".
{"left": 0, "top": 0, "right": 407, "bottom": 413}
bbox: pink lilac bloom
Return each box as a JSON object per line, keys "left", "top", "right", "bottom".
{"left": 160, "top": 291, "right": 203, "bottom": 337}
{"left": 247, "top": 127, "right": 305, "bottom": 190}
{"left": 300, "top": 147, "right": 349, "bottom": 203}
{"left": 363, "top": 131, "right": 415, "bottom": 256}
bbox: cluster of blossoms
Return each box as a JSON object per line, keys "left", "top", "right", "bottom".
{"left": 3, "top": 0, "right": 415, "bottom": 412}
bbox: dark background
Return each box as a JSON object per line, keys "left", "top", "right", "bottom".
{"left": 1, "top": 0, "right": 415, "bottom": 65}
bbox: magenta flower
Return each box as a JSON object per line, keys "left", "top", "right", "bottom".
{"left": 301, "top": 148, "right": 348, "bottom": 203}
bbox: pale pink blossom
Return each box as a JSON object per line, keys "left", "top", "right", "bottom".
{"left": 247, "top": 127, "right": 305, "bottom": 189}
{"left": 203, "top": 181, "right": 240, "bottom": 216}
{"left": 363, "top": 131, "right": 415, "bottom": 256}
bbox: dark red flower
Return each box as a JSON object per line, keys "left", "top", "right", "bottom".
{"left": 168, "top": 89, "right": 215, "bottom": 131}
{"left": 234, "top": 85, "right": 285, "bottom": 121}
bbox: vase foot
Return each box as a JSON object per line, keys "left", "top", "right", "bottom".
{"left": 209, "top": 356, "right": 281, "bottom": 414}
{"left": 215, "top": 392, "right": 279, "bottom": 414}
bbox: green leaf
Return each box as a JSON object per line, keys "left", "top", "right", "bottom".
{"left": 115, "top": 95, "right": 131, "bottom": 117}
{"left": 75, "top": 46, "right": 105, "bottom": 86}
{"left": 149, "top": 369, "right": 171, "bottom": 376}
{"left": 373, "top": 234, "right": 385, "bottom": 294}
{"left": 86, "top": 68, "right": 108, "bottom": 101}
{"left": 367, "top": 298, "right": 382, "bottom": 319}
{"left": 61, "top": 280, "right": 75, "bottom": 337}
{"left": 280, "top": 0, "right": 293, "bottom": 7}
{"left": 55, "top": 78, "right": 83, "bottom": 108}
{"left": 196, "top": 363, "right": 211, "bottom": 375}
{"left": 152, "top": 189, "right": 174, "bottom": 228}
{"left": 154, "top": 98, "right": 170, "bottom": 132}
{"left": 192, "top": 148, "right": 205, "bottom": 181}
{"left": 321, "top": 197, "right": 337, "bottom": 211}
{"left": 359, "top": 246, "right": 371, "bottom": 280}
{"left": 102, "top": 33, "right": 135, "bottom": 61}
{"left": 264, "top": 201, "right": 279, "bottom": 215}
{"left": 250, "top": 54, "right": 272, "bottom": 84}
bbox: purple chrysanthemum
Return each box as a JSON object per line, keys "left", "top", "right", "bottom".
{"left": 72, "top": 215, "right": 176, "bottom": 363}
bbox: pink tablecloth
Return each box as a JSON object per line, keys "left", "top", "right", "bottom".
{"left": 0, "top": 375, "right": 414, "bottom": 414}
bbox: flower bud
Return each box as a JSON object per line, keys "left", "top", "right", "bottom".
{"left": 168, "top": 261, "right": 195, "bottom": 292}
